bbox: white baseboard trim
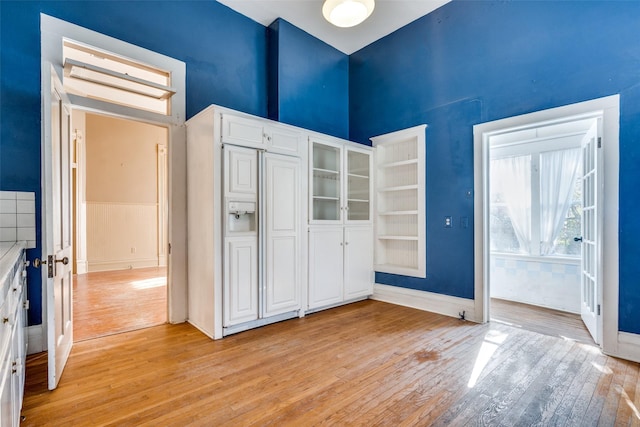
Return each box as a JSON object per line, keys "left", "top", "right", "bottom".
{"left": 372, "top": 283, "right": 477, "bottom": 322}
{"left": 27, "top": 325, "right": 44, "bottom": 355}
{"left": 88, "top": 258, "right": 159, "bottom": 272}
{"left": 76, "top": 259, "right": 88, "bottom": 274}
{"left": 610, "top": 332, "right": 640, "bottom": 364}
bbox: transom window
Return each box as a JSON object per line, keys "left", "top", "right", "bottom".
{"left": 62, "top": 40, "right": 175, "bottom": 115}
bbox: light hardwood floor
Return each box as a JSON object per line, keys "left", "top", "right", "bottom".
{"left": 491, "top": 298, "right": 594, "bottom": 345}
{"left": 22, "top": 300, "right": 640, "bottom": 426}
{"left": 73, "top": 267, "right": 167, "bottom": 342}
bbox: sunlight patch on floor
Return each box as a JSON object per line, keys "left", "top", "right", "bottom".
{"left": 591, "top": 361, "right": 612, "bottom": 374}
{"left": 467, "top": 329, "right": 508, "bottom": 388}
{"left": 131, "top": 276, "right": 166, "bottom": 289}
{"left": 616, "top": 385, "right": 640, "bottom": 420}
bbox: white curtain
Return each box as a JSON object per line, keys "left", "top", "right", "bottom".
{"left": 491, "top": 155, "right": 531, "bottom": 254}
{"left": 539, "top": 148, "right": 582, "bottom": 255}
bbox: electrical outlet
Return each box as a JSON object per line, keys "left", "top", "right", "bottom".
{"left": 444, "top": 216, "right": 452, "bottom": 228}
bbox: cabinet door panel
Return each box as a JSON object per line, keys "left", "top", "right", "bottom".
{"left": 308, "top": 228, "right": 344, "bottom": 309}
{"left": 344, "top": 227, "right": 373, "bottom": 300}
{"left": 224, "top": 145, "right": 257, "bottom": 197}
{"left": 221, "top": 114, "right": 264, "bottom": 147}
{"left": 224, "top": 237, "right": 259, "bottom": 326}
{"left": 264, "top": 154, "right": 301, "bottom": 316}
{"left": 268, "top": 126, "right": 301, "bottom": 155}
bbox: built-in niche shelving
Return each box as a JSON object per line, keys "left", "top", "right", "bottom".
{"left": 371, "top": 125, "right": 426, "bottom": 278}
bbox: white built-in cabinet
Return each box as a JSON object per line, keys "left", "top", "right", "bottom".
{"left": 0, "top": 244, "right": 28, "bottom": 427}
{"left": 187, "top": 106, "right": 306, "bottom": 339}
{"left": 187, "top": 105, "right": 422, "bottom": 337}
{"left": 221, "top": 114, "right": 302, "bottom": 155}
{"left": 307, "top": 138, "right": 374, "bottom": 310}
{"left": 371, "top": 125, "right": 426, "bottom": 278}
{"left": 310, "top": 139, "right": 372, "bottom": 224}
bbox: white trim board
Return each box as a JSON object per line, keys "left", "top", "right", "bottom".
{"left": 27, "top": 325, "right": 44, "bottom": 355}
{"left": 613, "top": 332, "right": 640, "bottom": 364}
{"left": 372, "top": 284, "right": 477, "bottom": 322}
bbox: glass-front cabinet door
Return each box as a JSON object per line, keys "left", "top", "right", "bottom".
{"left": 346, "top": 148, "right": 371, "bottom": 222}
{"left": 311, "top": 141, "right": 342, "bottom": 222}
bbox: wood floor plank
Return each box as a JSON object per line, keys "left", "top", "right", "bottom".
{"left": 74, "top": 267, "right": 167, "bottom": 341}
{"left": 21, "top": 300, "right": 640, "bottom": 426}
{"left": 613, "top": 361, "right": 640, "bottom": 427}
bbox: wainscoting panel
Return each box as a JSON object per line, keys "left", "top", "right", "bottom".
{"left": 87, "top": 202, "right": 158, "bottom": 271}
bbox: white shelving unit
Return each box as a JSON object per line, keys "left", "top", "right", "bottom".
{"left": 371, "top": 125, "right": 426, "bottom": 278}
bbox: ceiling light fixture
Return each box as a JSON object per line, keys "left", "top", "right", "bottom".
{"left": 322, "top": 0, "right": 375, "bottom": 28}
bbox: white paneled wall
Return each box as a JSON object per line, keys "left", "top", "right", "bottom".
{"left": 87, "top": 202, "right": 158, "bottom": 271}
{"left": 491, "top": 255, "right": 580, "bottom": 313}
{"left": 0, "top": 191, "right": 36, "bottom": 248}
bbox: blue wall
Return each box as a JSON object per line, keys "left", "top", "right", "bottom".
{"left": 350, "top": 0, "right": 640, "bottom": 333}
{"left": 268, "top": 19, "right": 349, "bottom": 139}
{"left": 0, "top": 0, "right": 268, "bottom": 325}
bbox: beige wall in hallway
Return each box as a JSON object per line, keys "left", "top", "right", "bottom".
{"left": 85, "top": 113, "right": 168, "bottom": 272}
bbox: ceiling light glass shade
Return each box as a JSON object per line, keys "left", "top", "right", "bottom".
{"left": 322, "top": 0, "right": 375, "bottom": 28}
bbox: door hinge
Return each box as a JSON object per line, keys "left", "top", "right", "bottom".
{"left": 597, "top": 304, "right": 601, "bottom": 316}
{"left": 597, "top": 137, "right": 602, "bottom": 148}
{"left": 168, "top": 243, "right": 172, "bottom": 255}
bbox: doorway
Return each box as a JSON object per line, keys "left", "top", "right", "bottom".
{"left": 473, "top": 95, "right": 620, "bottom": 354}
{"left": 487, "top": 118, "right": 590, "bottom": 343}
{"left": 72, "top": 112, "right": 168, "bottom": 341}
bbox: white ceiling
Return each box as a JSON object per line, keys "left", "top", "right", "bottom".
{"left": 217, "top": 0, "right": 451, "bottom": 55}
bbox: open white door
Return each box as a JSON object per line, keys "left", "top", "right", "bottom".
{"left": 43, "top": 65, "right": 74, "bottom": 389}
{"left": 579, "top": 120, "right": 602, "bottom": 345}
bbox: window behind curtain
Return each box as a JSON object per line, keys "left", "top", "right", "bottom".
{"left": 490, "top": 149, "right": 582, "bottom": 257}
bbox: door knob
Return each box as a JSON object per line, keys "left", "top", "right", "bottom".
{"left": 573, "top": 237, "right": 583, "bottom": 242}
{"left": 56, "top": 257, "right": 69, "bottom": 265}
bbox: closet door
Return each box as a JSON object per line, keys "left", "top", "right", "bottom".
{"left": 264, "top": 153, "right": 301, "bottom": 317}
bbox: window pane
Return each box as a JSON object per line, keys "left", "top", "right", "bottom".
{"left": 551, "top": 173, "right": 582, "bottom": 256}
{"left": 490, "top": 204, "right": 520, "bottom": 253}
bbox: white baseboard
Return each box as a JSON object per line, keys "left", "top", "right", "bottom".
{"left": 372, "top": 283, "right": 477, "bottom": 322}
{"left": 27, "top": 325, "right": 44, "bottom": 355}
{"left": 609, "top": 331, "right": 640, "bottom": 364}
{"left": 88, "top": 258, "right": 159, "bottom": 272}
{"left": 76, "top": 259, "right": 88, "bottom": 274}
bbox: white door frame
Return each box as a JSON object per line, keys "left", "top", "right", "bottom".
{"left": 40, "top": 14, "right": 187, "bottom": 355}
{"left": 473, "top": 95, "right": 621, "bottom": 357}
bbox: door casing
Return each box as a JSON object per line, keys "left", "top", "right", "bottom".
{"left": 472, "top": 95, "right": 619, "bottom": 356}
{"left": 40, "top": 14, "right": 187, "bottom": 358}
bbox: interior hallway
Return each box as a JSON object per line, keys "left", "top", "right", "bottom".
{"left": 73, "top": 267, "right": 167, "bottom": 342}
